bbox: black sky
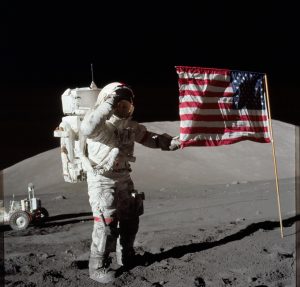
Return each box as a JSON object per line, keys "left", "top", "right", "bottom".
{"left": 1, "top": 1, "right": 299, "bottom": 170}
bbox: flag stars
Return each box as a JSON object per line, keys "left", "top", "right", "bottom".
{"left": 231, "top": 71, "right": 265, "bottom": 110}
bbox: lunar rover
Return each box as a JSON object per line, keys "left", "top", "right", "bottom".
{"left": 2, "top": 183, "right": 49, "bottom": 230}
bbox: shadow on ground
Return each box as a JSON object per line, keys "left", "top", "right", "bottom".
{"left": 2, "top": 213, "right": 299, "bottom": 274}
{"left": 133, "top": 215, "right": 299, "bottom": 267}
{"left": 70, "top": 215, "right": 300, "bottom": 276}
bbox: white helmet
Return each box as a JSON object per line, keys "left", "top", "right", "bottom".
{"left": 96, "top": 82, "right": 134, "bottom": 106}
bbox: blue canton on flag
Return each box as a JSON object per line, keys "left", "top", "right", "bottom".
{"left": 231, "top": 71, "right": 265, "bottom": 110}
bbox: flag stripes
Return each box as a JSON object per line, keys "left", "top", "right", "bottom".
{"left": 175, "top": 66, "right": 271, "bottom": 148}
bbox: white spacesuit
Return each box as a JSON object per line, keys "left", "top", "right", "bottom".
{"left": 80, "top": 82, "right": 180, "bottom": 283}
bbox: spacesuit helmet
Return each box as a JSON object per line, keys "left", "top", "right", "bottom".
{"left": 96, "top": 82, "right": 135, "bottom": 118}
{"left": 96, "top": 82, "right": 134, "bottom": 105}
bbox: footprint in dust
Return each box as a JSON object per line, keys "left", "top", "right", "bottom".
{"left": 277, "top": 252, "right": 293, "bottom": 260}
{"left": 194, "top": 277, "right": 205, "bottom": 287}
{"left": 42, "top": 270, "right": 65, "bottom": 284}
{"left": 222, "top": 278, "right": 238, "bottom": 285}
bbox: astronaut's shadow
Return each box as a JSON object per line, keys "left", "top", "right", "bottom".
{"left": 42, "top": 212, "right": 93, "bottom": 227}
{"left": 121, "top": 215, "right": 299, "bottom": 273}
{"left": 46, "top": 212, "right": 92, "bottom": 222}
{"left": 71, "top": 215, "right": 299, "bottom": 274}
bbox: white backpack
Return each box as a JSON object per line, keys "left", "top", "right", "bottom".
{"left": 54, "top": 82, "right": 100, "bottom": 183}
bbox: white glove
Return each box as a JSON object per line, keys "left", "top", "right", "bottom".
{"left": 169, "top": 136, "right": 181, "bottom": 151}
{"left": 105, "top": 93, "right": 120, "bottom": 108}
{"left": 155, "top": 134, "right": 181, "bottom": 151}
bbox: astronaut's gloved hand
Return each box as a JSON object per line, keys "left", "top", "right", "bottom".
{"left": 154, "top": 134, "right": 180, "bottom": 151}
{"left": 105, "top": 93, "right": 121, "bottom": 108}
{"left": 169, "top": 135, "right": 181, "bottom": 151}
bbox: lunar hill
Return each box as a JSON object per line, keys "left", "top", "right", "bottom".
{"left": 2, "top": 120, "right": 295, "bottom": 196}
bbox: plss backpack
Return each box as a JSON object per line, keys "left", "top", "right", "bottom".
{"left": 54, "top": 82, "right": 100, "bottom": 183}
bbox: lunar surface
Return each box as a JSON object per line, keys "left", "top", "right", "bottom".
{"left": 1, "top": 120, "right": 296, "bottom": 286}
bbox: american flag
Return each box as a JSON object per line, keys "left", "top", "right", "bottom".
{"left": 176, "top": 66, "right": 271, "bottom": 148}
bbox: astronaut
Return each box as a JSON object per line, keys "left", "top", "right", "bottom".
{"left": 80, "top": 82, "right": 180, "bottom": 283}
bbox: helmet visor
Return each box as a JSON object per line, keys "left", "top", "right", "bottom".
{"left": 114, "top": 100, "right": 134, "bottom": 118}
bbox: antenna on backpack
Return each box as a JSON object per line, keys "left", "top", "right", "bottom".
{"left": 91, "top": 63, "right": 94, "bottom": 82}
{"left": 90, "top": 63, "right": 97, "bottom": 89}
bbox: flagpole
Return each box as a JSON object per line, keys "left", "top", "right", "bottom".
{"left": 264, "top": 74, "right": 284, "bottom": 238}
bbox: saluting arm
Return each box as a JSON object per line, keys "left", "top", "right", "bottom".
{"left": 80, "top": 97, "right": 116, "bottom": 139}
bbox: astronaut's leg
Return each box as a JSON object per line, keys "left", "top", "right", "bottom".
{"left": 116, "top": 217, "right": 139, "bottom": 267}
{"left": 115, "top": 179, "right": 143, "bottom": 267}
{"left": 89, "top": 222, "right": 117, "bottom": 283}
{"left": 87, "top": 173, "right": 118, "bottom": 283}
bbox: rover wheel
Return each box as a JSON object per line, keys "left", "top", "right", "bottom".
{"left": 9, "top": 211, "right": 30, "bottom": 231}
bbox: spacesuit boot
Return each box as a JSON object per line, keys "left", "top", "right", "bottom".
{"left": 89, "top": 255, "right": 116, "bottom": 284}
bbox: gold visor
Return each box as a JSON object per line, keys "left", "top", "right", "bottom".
{"left": 114, "top": 100, "right": 134, "bottom": 118}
